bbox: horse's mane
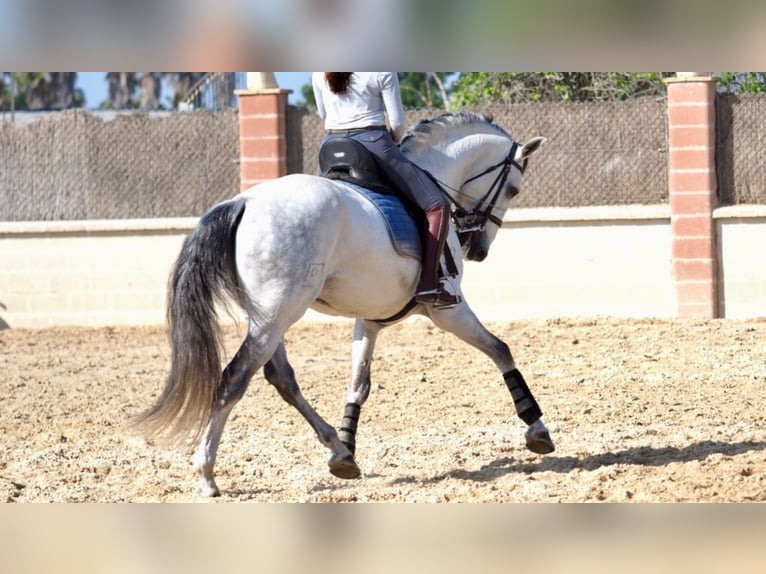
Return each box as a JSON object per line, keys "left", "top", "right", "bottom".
{"left": 399, "top": 111, "right": 510, "bottom": 152}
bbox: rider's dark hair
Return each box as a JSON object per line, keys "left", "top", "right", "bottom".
{"left": 325, "top": 73, "right": 353, "bottom": 94}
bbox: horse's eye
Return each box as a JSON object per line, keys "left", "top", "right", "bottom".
{"left": 508, "top": 187, "right": 519, "bottom": 199}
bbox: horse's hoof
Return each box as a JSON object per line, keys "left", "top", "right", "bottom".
{"left": 525, "top": 429, "right": 555, "bottom": 455}
{"left": 196, "top": 479, "right": 221, "bottom": 497}
{"left": 197, "top": 486, "right": 221, "bottom": 497}
{"left": 328, "top": 453, "right": 361, "bottom": 479}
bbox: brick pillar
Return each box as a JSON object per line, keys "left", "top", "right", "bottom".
{"left": 665, "top": 74, "right": 719, "bottom": 318}
{"left": 235, "top": 78, "right": 291, "bottom": 191}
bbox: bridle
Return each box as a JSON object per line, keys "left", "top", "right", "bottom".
{"left": 433, "top": 141, "right": 526, "bottom": 240}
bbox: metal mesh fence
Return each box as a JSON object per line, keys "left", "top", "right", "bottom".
{"left": 3, "top": 95, "right": 764, "bottom": 223}
{"left": 290, "top": 99, "right": 670, "bottom": 207}
{"left": 717, "top": 93, "right": 766, "bottom": 205}
{"left": 0, "top": 109, "right": 240, "bottom": 221}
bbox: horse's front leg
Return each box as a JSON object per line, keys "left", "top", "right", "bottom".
{"left": 333, "top": 319, "right": 383, "bottom": 477}
{"left": 427, "top": 305, "right": 554, "bottom": 455}
{"left": 264, "top": 341, "right": 359, "bottom": 479}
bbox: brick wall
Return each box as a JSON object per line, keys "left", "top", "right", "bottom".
{"left": 236, "top": 88, "right": 290, "bottom": 190}
{"left": 666, "top": 76, "right": 719, "bottom": 318}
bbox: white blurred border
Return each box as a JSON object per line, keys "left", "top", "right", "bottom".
{"left": 2, "top": 505, "right": 766, "bottom": 574}
{"left": 1, "top": 0, "right": 764, "bottom": 69}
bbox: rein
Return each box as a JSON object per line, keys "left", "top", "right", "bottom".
{"left": 433, "top": 141, "right": 523, "bottom": 237}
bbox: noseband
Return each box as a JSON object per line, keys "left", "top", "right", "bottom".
{"left": 438, "top": 141, "right": 525, "bottom": 239}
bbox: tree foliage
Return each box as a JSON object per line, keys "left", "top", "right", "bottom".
{"left": 102, "top": 72, "right": 209, "bottom": 110}
{"left": 1, "top": 72, "right": 84, "bottom": 111}
{"left": 301, "top": 82, "right": 317, "bottom": 108}
{"left": 397, "top": 72, "right": 453, "bottom": 109}
{"left": 449, "top": 72, "right": 674, "bottom": 107}
{"left": 6, "top": 72, "right": 766, "bottom": 113}
{"left": 448, "top": 72, "right": 766, "bottom": 107}
{"left": 716, "top": 72, "right": 766, "bottom": 95}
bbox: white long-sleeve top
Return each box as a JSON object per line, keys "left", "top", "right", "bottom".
{"left": 312, "top": 72, "right": 408, "bottom": 142}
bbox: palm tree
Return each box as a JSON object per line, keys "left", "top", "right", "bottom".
{"left": 107, "top": 72, "right": 137, "bottom": 109}
{"left": 48, "top": 73, "right": 79, "bottom": 108}
{"left": 138, "top": 73, "right": 162, "bottom": 110}
{"left": 1, "top": 72, "right": 15, "bottom": 113}
{"left": 167, "top": 73, "right": 207, "bottom": 108}
{"left": 101, "top": 72, "right": 239, "bottom": 110}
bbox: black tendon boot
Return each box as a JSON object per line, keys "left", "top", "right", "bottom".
{"left": 415, "top": 206, "right": 461, "bottom": 308}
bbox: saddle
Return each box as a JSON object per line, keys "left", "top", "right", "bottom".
{"left": 318, "top": 138, "right": 395, "bottom": 195}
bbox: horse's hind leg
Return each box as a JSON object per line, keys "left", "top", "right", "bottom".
{"left": 193, "top": 333, "right": 268, "bottom": 497}
{"left": 264, "top": 342, "right": 360, "bottom": 479}
{"left": 335, "top": 319, "right": 383, "bottom": 473}
{"left": 427, "top": 305, "right": 554, "bottom": 455}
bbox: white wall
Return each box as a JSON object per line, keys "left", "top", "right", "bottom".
{"left": 715, "top": 205, "right": 766, "bottom": 318}
{"left": 460, "top": 205, "right": 675, "bottom": 321}
{"left": 0, "top": 219, "right": 193, "bottom": 328}
{"left": 2, "top": 205, "right": 765, "bottom": 329}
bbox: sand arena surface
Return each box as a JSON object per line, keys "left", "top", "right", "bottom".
{"left": 2, "top": 317, "right": 766, "bottom": 502}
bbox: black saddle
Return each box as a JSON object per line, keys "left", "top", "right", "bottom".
{"left": 318, "top": 137, "right": 393, "bottom": 195}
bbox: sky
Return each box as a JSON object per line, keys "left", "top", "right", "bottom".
{"left": 76, "top": 72, "right": 312, "bottom": 109}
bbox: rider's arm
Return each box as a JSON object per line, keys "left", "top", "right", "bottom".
{"left": 380, "top": 72, "right": 407, "bottom": 142}
{"left": 312, "top": 72, "right": 327, "bottom": 120}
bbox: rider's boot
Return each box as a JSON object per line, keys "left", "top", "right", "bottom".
{"left": 415, "top": 206, "right": 461, "bottom": 308}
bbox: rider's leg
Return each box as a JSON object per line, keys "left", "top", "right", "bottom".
{"left": 353, "top": 131, "right": 461, "bottom": 308}
{"left": 415, "top": 204, "right": 460, "bottom": 307}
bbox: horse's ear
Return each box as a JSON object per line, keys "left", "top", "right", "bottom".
{"left": 520, "top": 136, "right": 546, "bottom": 160}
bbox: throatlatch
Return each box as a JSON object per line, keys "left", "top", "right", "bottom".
{"left": 503, "top": 369, "right": 542, "bottom": 425}
{"left": 339, "top": 403, "right": 361, "bottom": 456}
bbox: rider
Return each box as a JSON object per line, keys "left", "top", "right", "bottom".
{"left": 312, "top": 72, "right": 460, "bottom": 308}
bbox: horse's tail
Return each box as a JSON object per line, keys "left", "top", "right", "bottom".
{"left": 135, "top": 197, "right": 247, "bottom": 446}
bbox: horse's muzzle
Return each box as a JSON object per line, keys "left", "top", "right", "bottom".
{"left": 469, "top": 249, "right": 488, "bottom": 262}
{"left": 464, "top": 242, "right": 488, "bottom": 262}
{"left": 460, "top": 232, "right": 488, "bottom": 261}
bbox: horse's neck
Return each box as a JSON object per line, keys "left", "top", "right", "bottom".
{"left": 406, "top": 133, "right": 498, "bottom": 192}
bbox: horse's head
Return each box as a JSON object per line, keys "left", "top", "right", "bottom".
{"left": 456, "top": 135, "right": 546, "bottom": 261}
{"left": 401, "top": 112, "right": 545, "bottom": 262}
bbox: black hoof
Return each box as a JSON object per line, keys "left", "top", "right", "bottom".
{"left": 329, "top": 454, "right": 361, "bottom": 479}
{"left": 526, "top": 430, "right": 555, "bottom": 455}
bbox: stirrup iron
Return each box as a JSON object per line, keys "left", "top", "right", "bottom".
{"left": 415, "top": 287, "right": 462, "bottom": 309}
